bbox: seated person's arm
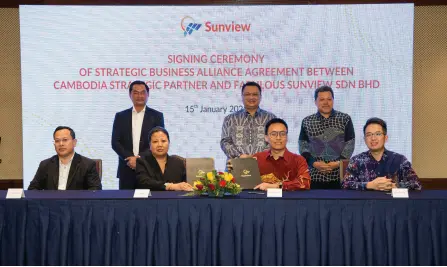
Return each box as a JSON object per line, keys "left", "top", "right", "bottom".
{"left": 342, "top": 161, "right": 393, "bottom": 191}
{"left": 341, "top": 161, "right": 366, "bottom": 190}
{"left": 135, "top": 158, "right": 192, "bottom": 191}
{"left": 165, "top": 182, "right": 193, "bottom": 191}
{"left": 86, "top": 161, "right": 102, "bottom": 190}
{"left": 282, "top": 157, "right": 311, "bottom": 191}
{"left": 399, "top": 159, "right": 422, "bottom": 190}
{"left": 135, "top": 158, "right": 167, "bottom": 191}
{"left": 164, "top": 163, "right": 192, "bottom": 191}
{"left": 28, "top": 162, "right": 46, "bottom": 190}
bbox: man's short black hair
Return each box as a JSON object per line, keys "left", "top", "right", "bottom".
{"left": 148, "top": 126, "right": 170, "bottom": 142}
{"left": 264, "top": 118, "right": 288, "bottom": 135}
{"left": 129, "top": 80, "right": 149, "bottom": 94}
{"left": 363, "top": 117, "right": 388, "bottom": 135}
{"left": 314, "top": 85, "right": 334, "bottom": 100}
{"left": 53, "top": 126, "right": 75, "bottom": 139}
{"left": 241, "top": 81, "right": 262, "bottom": 95}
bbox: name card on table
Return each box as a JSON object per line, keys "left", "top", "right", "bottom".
{"left": 392, "top": 188, "right": 409, "bottom": 198}
{"left": 133, "top": 189, "right": 151, "bottom": 198}
{"left": 267, "top": 188, "right": 283, "bottom": 198}
{"left": 6, "top": 188, "right": 25, "bottom": 199}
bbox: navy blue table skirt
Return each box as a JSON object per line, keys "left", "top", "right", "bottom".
{"left": 1, "top": 190, "right": 447, "bottom": 265}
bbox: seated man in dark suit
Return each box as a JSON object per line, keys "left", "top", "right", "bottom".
{"left": 28, "top": 126, "right": 102, "bottom": 190}
{"left": 136, "top": 126, "right": 192, "bottom": 191}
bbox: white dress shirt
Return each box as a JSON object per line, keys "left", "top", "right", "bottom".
{"left": 132, "top": 106, "right": 146, "bottom": 156}
{"left": 58, "top": 154, "right": 74, "bottom": 190}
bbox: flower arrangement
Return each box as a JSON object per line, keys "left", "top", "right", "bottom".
{"left": 191, "top": 170, "right": 242, "bottom": 197}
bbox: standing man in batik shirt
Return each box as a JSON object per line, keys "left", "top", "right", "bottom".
{"left": 221, "top": 82, "right": 276, "bottom": 159}
{"left": 299, "top": 86, "right": 355, "bottom": 189}
{"left": 342, "top": 117, "right": 421, "bottom": 191}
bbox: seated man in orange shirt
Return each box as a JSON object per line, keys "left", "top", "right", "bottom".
{"left": 234, "top": 118, "right": 310, "bottom": 191}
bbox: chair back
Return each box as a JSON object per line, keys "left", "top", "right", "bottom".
{"left": 170, "top": 155, "right": 186, "bottom": 167}
{"left": 92, "top": 159, "right": 103, "bottom": 180}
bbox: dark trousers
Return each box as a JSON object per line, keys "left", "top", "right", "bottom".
{"left": 311, "top": 180, "right": 341, "bottom": 189}
{"left": 119, "top": 177, "right": 137, "bottom": 189}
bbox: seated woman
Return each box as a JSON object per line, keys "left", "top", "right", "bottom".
{"left": 136, "top": 126, "right": 193, "bottom": 191}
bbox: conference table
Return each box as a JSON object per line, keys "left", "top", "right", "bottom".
{"left": 0, "top": 190, "right": 446, "bottom": 266}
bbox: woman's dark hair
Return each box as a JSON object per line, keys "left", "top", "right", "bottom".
{"left": 148, "top": 126, "right": 170, "bottom": 142}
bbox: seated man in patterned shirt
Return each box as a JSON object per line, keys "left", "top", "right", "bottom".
{"left": 342, "top": 117, "right": 421, "bottom": 191}
{"left": 229, "top": 118, "right": 311, "bottom": 191}
{"left": 220, "top": 82, "right": 276, "bottom": 160}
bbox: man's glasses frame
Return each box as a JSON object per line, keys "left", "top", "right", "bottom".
{"left": 268, "top": 131, "right": 288, "bottom": 138}
{"left": 364, "top": 132, "right": 384, "bottom": 139}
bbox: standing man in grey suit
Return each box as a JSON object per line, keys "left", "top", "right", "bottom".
{"left": 112, "top": 80, "right": 165, "bottom": 189}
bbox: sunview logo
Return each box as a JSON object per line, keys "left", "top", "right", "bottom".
{"left": 181, "top": 16, "right": 202, "bottom": 36}
{"left": 205, "top": 21, "right": 251, "bottom": 32}
{"left": 181, "top": 16, "right": 251, "bottom": 36}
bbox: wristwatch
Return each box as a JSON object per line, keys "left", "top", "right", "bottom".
{"left": 278, "top": 182, "right": 283, "bottom": 189}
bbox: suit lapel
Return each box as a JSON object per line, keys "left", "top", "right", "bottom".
{"left": 140, "top": 106, "right": 152, "bottom": 151}
{"left": 126, "top": 108, "right": 133, "bottom": 144}
{"left": 50, "top": 156, "right": 60, "bottom": 189}
{"left": 144, "top": 153, "right": 163, "bottom": 181}
{"left": 66, "top": 153, "right": 81, "bottom": 189}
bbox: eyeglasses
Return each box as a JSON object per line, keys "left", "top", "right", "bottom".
{"left": 53, "top": 138, "right": 72, "bottom": 145}
{"left": 268, "top": 131, "right": 287, "bottom": 138}
{"left": 243, "top": 93, "right": 260, "bottom": 98}
{"left": 365, "top": 132, "right": 384, "bottom": 139}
